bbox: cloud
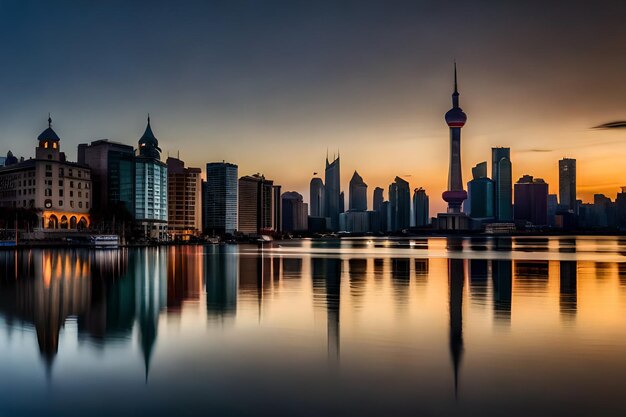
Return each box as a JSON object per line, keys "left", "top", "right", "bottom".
{"left": 593, "top": 121, "right": 626, "bottom": 129}
{"left": 517, "top": 148, "right": 553, "bottom": 153}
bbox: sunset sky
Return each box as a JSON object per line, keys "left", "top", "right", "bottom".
{"left": 1, "top": 0, "right": 625, "bottom": 213}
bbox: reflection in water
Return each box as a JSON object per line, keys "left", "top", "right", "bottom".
{"left": 2, "top": 238, "right": 626, "bottom": 415}
{"left": 312, "top": 257, "right": 342, "bottom": 365}
{"left": 448, "top": 258, "right": 465, "bottom": 398}
{"left": 560, "top": 261, "right": 577, "bottom": 321}
{"left": 205, "top": 245, "right": 238, "bottom": 320}
{"left": 492, "top": 260, "right": 512, "bottom": 325}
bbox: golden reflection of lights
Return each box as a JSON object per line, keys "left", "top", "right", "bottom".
{"left": 43, "top": 253, "right": 52, "bottom": 288}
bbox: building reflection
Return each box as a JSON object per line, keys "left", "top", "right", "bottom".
{"left": 348, "top": 258, "right": 367, "bottom": 307}
{"left": 167, "top": 246, "right": 202, "bottom": 312}
{"left": 448, "top": 257, "right": 465, "bottom": 398}
{"left": 469, "top": 259, "right": 488, "bottom": 306}
{"left": 559, "top": 261, "right": 577, "bottom": 321}
{"left": 205, "top": 245, "right": 238, "bottom": 320}
{"left": 492, "top": 260, "right": 512, "bottom": 325}
{"left": 312, "top": 257, "right": 342, "bottom": 365}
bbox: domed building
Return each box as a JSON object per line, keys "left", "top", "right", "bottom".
{"left": 0, "top": 116, "right": 91, "bottom": 231}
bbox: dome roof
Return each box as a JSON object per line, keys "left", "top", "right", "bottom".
{"left": 5, "top": 150, "right": 18, "bottom": 166}
{"left": 38, "top": 116, "right": 60, "bottom": 142}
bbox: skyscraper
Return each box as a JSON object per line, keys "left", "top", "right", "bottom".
{"left": 413, "top": 187, "right": 430, "bottom": 227}
{"left": 389, "top": 176, "right": 411, "bottom": 231}
{"left": 514, "top": 175, "right": 548, "bottom": 226}
{"left": 309, "top": 177, "right": 324, "bottom": 217}
{"left": 559, "top": 158, "right": 577, "bottom": 213}
{"left": 492, "top": 147, "right": 513, "bottom": 221}
{"left": 272, "top": 185, "right": 282, "bottom": 233}
{"left": 238, "top": 174, "right": 275, "bottom": 235}
{"left": 324, "top": 154, "right": 341, "bottom": 230}
{"left": 467, "top": 161, "right": 495, "bottom": 219}
{"left": 349, "top": 170, "right": 367, "bottom": 211}
{"left": 203, "top": 162, "right": 238, "bottom": 235}
{"left": 373, "top": 187, "right": 384, "bottom": 212}
{"left": 281, "top": 191, "right": 308, "bottom": 232}
{"left": 134, "top": 117, "right": 168, "bottom": 240}
{"left": 438, "top": 64, "right": 470, "bottom": 230}
{"left": 167, "top": 156, "right": 202, "bottom": 239}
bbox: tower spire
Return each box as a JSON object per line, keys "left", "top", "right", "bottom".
{"left": 48, "top": 113, "right": 52, "bottom": 128}
{"left": 452, "top": 62, "right": 460, "bottom": 108}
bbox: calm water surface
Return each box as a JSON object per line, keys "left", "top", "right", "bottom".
{"left": 2, "top": 237, "right": 626, "bottom": 416}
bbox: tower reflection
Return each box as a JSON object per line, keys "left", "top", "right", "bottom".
{"left": 559, "top": 261, "right": 577, "bottom": 321}
{"left": 312, "top": 257, "right": 342, "bottom": 365}
{"left": 448, "top": 257, "right": 465, "bottom": 398}
{"left": 492, "top": 260, "right": 512, "bottom": 325}
{"left": 205, "top": 245, "right": 238, "bottom": 320}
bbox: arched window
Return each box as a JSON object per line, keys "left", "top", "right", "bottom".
{"left": 48, "top": 215, "right": 59, "bottom": 229}
{"left": 70, "top": 216, "right": 77, "bottom": 229}
{"left": 60, "top": 216, "right": 68, "bottom": 229}
{"left": 78, "top": 217, "right": 88, "bottom": 230}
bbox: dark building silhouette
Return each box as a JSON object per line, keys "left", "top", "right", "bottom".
{"left": 349, "top": 171, "right": 368, "bottom": 211}
{"left": 492, "top": 260, "right": 512, "bottom": 324}
{"left": 467, "top": 161, "right": 495, "bottom": 220}
{"left": 373, "top": 187, "right": 384, "bottom": 213}
{"left": 324, "top": 154, "right": 342, "bottom": 230}
{"left": 309, "top": 177, "right": 324, "bottom": 217}
{"left": 413, "top": 187, "right": 430, "bottom": 227}
{"left": 438, "top": 64, "right": 470, "bottom": 230}
{"left": 389, "top": 176, "right": 410, "bottom": 232}
{"left": 281, "top": 191, "right": 308, "bottom": 232}
{"left": 238, "top": 174, "right": 276, "bottom": 235}
{"left": 492, "top": 147, "right": 513, "bottom": 222}
{"left": 560, "top": 261, "right": 577, "bottom": 320}
{"left": 311, "top": 257, "right": 342, "bottom": 365}
{"left": 559, "top": 158, "right": 577, "bottom": 213}
{"left": 514, "top": 175, "right": 548, "bottom": 226}
{"left": 205, "top": 245, "right": 238, "bottom": 320}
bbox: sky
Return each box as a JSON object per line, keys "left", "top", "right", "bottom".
{"left": 1, "top": 0, "right": 625, "bottom": 213}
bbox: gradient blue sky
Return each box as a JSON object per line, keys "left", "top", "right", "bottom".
{"left": 1, "top": 0, "right": 625, "bottom": 212}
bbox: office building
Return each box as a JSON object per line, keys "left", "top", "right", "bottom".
{"left": 492, "top": 147, "right": 513, "bottom": 221}
{"left": 272, "top": 185, "right": 282, "bottom": 233}
{"left": 349, "top": 170, "right": 367, "bottom": 211}
{"left": 559, "top": 158, "right": 577, "bottom": 213}
{"left": 438, "top": 64, "right": 470, "bottom": 230}
{"left": 203, "top": 162, "right": 238, "bottom": 235}
{"left": 78, "top": 139, "right": 135, "bottom": 217}
{"left": 324, "top": 154, "right": 341, "bottom": 230}
{"left": 514, "top": 175, "right": 548, "bottom": 226}
{"left": 281, "top": 191, "right": 308, "bottom": 232}
{"left": 167, "top": 156, "right": 202, "bottom": 239}
{"left": 309, "top": 177, "right": 324, "bottom": 217}
{"left": 467, "top": 161, "right": 495, "bottom": 219}
{"left": 0, "top": 116, "right": 91, "bottom": 230}
{"left": 413, "top": 187, "right": 430, "bottom": 227}
{"left": 389, "top": 176, "right": 411, "bottom": 232}
{"left": 238, "top": 174, "right": 275, "bottom": 235}
{"left": 134, "top": 117, "right": 168, "bottom": 240}
{"left": 373, "top": 187, "right": 384, "bottom": 212}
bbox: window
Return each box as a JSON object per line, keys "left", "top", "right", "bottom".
{"left": 45, "top": 189, "right": 52, "bottom": 197}
{"left": 58, "top": 180, "right": 63, "bottom": 187}
{"left": 78, "top": 202, "right": 82, "bottom": 208}
{"left": 59, "top": 200, "right": 63, "bottom": 206}
{"left": 78, "top": 183, "right": 82, "bottom": 189}
{"left": 70, "top": 201, "right": 74, "bottom": 208}
{"left": 86, "top": 202, "right": 89, "bottom": 209}
{"left": 59, "top": 168, "right": 64, "bottom": 177}
{"left": 69, "top": 191, "right": 73, "bottom": 197}
{"left": 59, "top": 189, "right": 64, "bottom": 197}
{"left": 70, "top": 181, "right": 74, "bottom": 188}
{"left": 46, "top": 164, "right": 52, "bottom": 171}
{"left": 78, "top": 171, "right": 82, "bottom": 178}
{"left": 78, "top": 191, "right": 82, "bottom": 198}
{"left": 69, "top": 169, "right": 73, "bottom": 177}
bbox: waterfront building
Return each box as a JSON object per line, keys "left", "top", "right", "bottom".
{"left": 78, "top": 139, "right": 136, "bottom": 218}
{"left": 548, "top": 194, "right": 558, "bottom": 226}
{"left": 437, "top": 64, "right": 470, "bottom": 230}
{"left": 309, "top": 177, "right": 324, "bottom": 217}
{"left": 339, "top": 210, "right": 371, "bottom": 233}
{"left": 238, "top": 174, "right": 275, "bottom": 235}
{"left": 349, "top": 171, "right": 367, "bottom": 211}
{"left": 166, "top": 157, "right": 202, "bottom": 239}
{"left": 559, "top": 158, "right": 577, "bottom": 213}
{"left": 389, "top": 176, "right": 411, "bottom": 232}
{"left": 0, "top": 116, "right": 91, "bottom": 230}
{"left": 203, "top": 162, "right": 238, "bottom": 235}
{"left": 272, "top": 185, "right": 282, "bottom": 233}
{"left": 373, "top": 187, "right": 384, "bottom": 212}
{"left": 513, "top": 175, "right": 548, "bottom": 226}
{"left": 281, "top": 191, "right": 308, "bottom": 232}
{"left": 467, "top": 161, "right": 495, "bottom": 220}
{"left": 617, "top": 187, "right": 626, "bottom": 230}
{"left": 134, "top": 117, "right": 167, "bottom": 240}
{"left": 413, "top": 187, "right": 430, "bottom": 227}
{"left": 492, "top": 147, "right": 513, "bottom": 221}
{"left": 324, "top": 154, "right": 341, "bottom": 230}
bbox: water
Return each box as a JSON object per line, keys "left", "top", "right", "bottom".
{"left": 1, "top": 237, "right": 626, "bottom": 416}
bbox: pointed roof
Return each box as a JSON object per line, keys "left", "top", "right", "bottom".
{"left": 139, "top": 115, "right": 158, "bottom": 144}
{"left": 37, "top": 115, "right": 61, "bottom": 142}
{"left": 138, "top": 115, "right": 162, "bottom": 159}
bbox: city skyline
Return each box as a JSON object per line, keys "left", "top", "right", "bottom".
{"left": 1, "top": 1, "right": 625, "bottom": 214}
